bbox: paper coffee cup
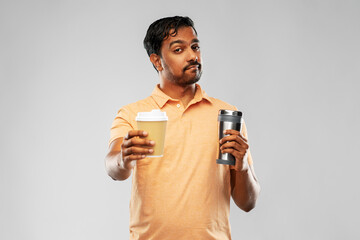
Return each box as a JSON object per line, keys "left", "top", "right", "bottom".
{"left": 136, "top": 110, "right": 168, "bottom": 157}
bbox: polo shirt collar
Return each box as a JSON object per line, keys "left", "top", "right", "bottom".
{"left": 151, "top": 84, "right": 213, "bottom": 109}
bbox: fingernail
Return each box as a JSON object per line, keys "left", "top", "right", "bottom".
{"left": 223, "top": 130, "right": 227, "bottom": 134}
{"left": 149, "top": 149, "right": 153, "bottom": 153}
{"left": 150, "top": 141, "right": 155, "bottom": 145}
{"left": 143, "top": 131, "right": 148, "bottom": 135}
{"left": 142, "top": 155, "right": 146, "bottom": 158}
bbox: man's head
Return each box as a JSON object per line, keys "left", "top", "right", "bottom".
{"left": 143, "top": 16, "right": 197, "bottom": 57}
{"left": 144, "top": 16, "right": 202, "bottom": 87}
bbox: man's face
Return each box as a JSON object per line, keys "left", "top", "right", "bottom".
{"left": 159, "top": 26, "right": 202, "bottom": 86}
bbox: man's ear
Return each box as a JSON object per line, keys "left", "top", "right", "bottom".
{"left": 150, "top": 54, "right": 163, "bottom": 71}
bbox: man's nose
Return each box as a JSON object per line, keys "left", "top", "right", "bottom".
{"left": 187, "top": 49, "right": 199, "bottom": 62}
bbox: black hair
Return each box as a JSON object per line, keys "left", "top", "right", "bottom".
{"left": 143, "top": 16, "right": 197, "bottom": 57}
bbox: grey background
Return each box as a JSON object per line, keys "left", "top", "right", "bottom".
{"left": 1, "top": 0, "right": 359, "bottom": 239}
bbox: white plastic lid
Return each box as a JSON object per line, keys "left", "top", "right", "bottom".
{"left": 135, "top": 109, "right": 168, "bottom": 121}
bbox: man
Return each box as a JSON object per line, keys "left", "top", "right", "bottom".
{"left": 105, "top": 16, "right": 260, "bottom": 240}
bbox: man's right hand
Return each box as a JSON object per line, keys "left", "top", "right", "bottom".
{"left": 120, "top": 130, "right": 155, "bottom": 170}
{"left": 105, "top": 130, "right": 155, "bottom": 180}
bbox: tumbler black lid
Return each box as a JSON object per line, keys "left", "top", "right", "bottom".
{"left": 218, "top": 110, "right": 242, "bottom": 123}
{"left": 219, "top": 109, "right": 242, "bottom": 117}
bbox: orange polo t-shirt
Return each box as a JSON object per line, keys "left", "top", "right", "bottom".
{"left": 110, "top": 84, "right": 253, "bottom": 240}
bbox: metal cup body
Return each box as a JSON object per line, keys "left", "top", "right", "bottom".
{"left": 216, "top": 110, "right": 242, "bottom": 165}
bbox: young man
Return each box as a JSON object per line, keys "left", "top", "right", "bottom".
{"left": 105, "top": 16, "right": 260, "bottom": 240}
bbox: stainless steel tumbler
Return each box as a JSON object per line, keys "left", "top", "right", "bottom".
{"left": 216, "top": 110, "right": 243, "bottom": 165}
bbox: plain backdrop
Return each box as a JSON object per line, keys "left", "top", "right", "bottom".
{"left": 1, "top": 0, "right": 359, "bottom": 239}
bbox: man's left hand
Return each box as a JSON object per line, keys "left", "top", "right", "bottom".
{"left": 219, "top": 129, "right": 249, "bottom": 171}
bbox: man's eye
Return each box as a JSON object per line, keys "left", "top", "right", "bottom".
{"left": 192, "top": 45, "right": 200, "bottom": 51}
{"left": 174, "top": 48, "right": 182, "bottom": 53}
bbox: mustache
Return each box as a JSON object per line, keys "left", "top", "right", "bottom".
{"left": 183, "top": 61, "right": 201, "bottom": 71}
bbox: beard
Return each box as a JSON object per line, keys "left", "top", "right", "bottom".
{"left": 163, "top": 62, "right": 202, "bottom": 87}
{"left": 176, "top": 69, "right": 202, "bottom": 86}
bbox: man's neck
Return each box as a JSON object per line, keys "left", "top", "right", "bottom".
{"left": 159, "top": 81, "right": 196, "bottom": 108}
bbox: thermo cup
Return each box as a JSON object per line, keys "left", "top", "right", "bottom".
{"left": 136, "top": 109, "right": 168, "bottom": 157}
{"left": 216, "top": 110, "right": 242, "bottom": 165}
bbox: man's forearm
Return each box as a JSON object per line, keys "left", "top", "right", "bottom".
{"left": 105, "top": 152, "right": 132, "bottom": 181}
{"left": 230, "top": 165, "right": 260, "bottom": 212}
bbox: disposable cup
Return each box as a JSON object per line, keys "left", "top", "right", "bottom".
{"left": 136, "top": 110, "right": 168, "bottom": 157}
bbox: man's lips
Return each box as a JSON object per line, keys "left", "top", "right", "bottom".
{"left": 184, "top": 63, "right": 201, "bottom": 71}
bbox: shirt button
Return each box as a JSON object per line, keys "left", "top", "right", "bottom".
{"left": 176, "top": 104, "right": 180, "bottom": 108}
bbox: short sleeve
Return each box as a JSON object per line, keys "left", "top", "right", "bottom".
{"left": 109, "top": 107, "right": 135, "bottom": 146}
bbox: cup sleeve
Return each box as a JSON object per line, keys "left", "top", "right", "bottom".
{"left": 109, "top": 107, "right": 135, "bottom": 146}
